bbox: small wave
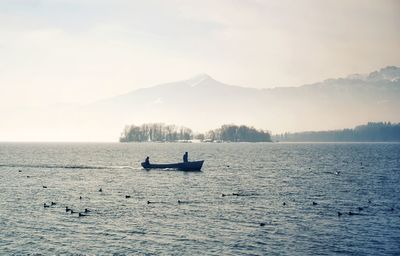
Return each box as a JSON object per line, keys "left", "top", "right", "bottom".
{"left": 0, "top": 163, "right": 135, "bottom": 170}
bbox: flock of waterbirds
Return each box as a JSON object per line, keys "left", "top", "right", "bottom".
{"left": 219, "top": 192, "right": 396, "bottom": 227}
{"left": 19, "top": 163, "right": 397, "bottom": 227}
{"left": 39, "top": 184, "right": 219, "bottom": 218}
{"left": 42, "top": 188, "right": 96, "bottom": 217}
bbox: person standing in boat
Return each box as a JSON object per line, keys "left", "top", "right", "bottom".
{"left": 145, "top": 156, "right": 150, "bottom": 165}
{"left": 183, "top": 152, "right": 188, "bottom": 163}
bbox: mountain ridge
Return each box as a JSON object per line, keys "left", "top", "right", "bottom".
{"left": 95, "top": 66, "right": 400, "bottom": 103}
{"left": 85, "top": 66, "right": 399, "bottom": 138}
{"left": 96, "top": 66, "right": 400, "bottom": 103}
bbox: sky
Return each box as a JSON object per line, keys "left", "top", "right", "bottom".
{"left": 0, "top": 0, "right": 400, "bottom": 141}
{"left": 1, "top": 0, "right": 399, "bottom": 109}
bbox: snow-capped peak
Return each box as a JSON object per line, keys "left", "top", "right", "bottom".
{"left": 186, "top": 73, "right": 214, "bottom": 87}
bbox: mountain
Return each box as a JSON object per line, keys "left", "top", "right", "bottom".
{"left": 2, "top": 66, "right": 399, "bottom": 141}
{"left": 85, "top": 73, "right": 263, "bottom": 133}
{"left": 82, "top": 66, "right": 400, "bottom": 139}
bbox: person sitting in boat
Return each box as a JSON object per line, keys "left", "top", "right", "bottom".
{"left": 145, "top": 156, "right": 150, "bottom": 165}
{"left": 183, "top": 152, "right": 188, "bottom": 163}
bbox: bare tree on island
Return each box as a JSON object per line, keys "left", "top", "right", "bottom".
{"left": 120, "top": 123, "right": 193, "bottom": 142}
{"left": 120, "top": 123, "right": 272, "bottom": 142}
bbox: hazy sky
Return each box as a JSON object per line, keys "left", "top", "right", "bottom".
{"left": 1, "top": 0, "right": 399, "bottom": 108}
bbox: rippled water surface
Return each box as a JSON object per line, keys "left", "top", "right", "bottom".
{"left": 1, "top": 142, "right": 400, "bottom": 255}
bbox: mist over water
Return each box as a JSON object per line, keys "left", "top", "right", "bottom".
{"left": 1, "top": 142, "right": 399, "bottom": 255}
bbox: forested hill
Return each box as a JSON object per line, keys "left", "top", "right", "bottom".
{"left": 274, "top": 122, "right": 400, "bottom": 142}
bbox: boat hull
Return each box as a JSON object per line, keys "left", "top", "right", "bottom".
{"left": 141, "top": 160, "right": 204, "bottom": 171}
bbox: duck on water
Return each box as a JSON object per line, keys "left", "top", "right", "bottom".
{"left": 141, "top": 152, "right": 204, "bottom": 171}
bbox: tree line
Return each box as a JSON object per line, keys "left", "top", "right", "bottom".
{"left": 119, "top": 123, "right": 193, "bottom": 142}
{"left": 274, "top": 122, "right": 400, "bottom": 142}
{"left": 119, "top": 123, "right": 272, "bottom": 142}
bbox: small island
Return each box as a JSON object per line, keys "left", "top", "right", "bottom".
{"left": 119, "top": 123, "right": 272, "bottom": 143}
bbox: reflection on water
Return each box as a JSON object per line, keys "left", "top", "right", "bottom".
{"left": 0, "top": 142, "right": 399, "bottom": 255}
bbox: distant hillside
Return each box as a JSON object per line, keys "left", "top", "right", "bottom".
{"left": 273, "top": 122, "right": 400, "bottom": 142}
{"left": 84, "top": 66, "right": 400, "bottom": 139}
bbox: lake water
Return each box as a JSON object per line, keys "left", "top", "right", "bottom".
{"left": 0, "top": 142, "right": 399, "bottom": 255}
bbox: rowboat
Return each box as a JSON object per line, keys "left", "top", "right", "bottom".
{"left": 141, "top": 160, "right": 204, "bottom": 171}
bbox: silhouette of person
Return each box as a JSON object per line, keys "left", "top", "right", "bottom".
{"left": 145, "top": 156, "right": 150, "bottom": 165}
{"left": 183, "top": 152, "right": 188, "bottom": 163}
